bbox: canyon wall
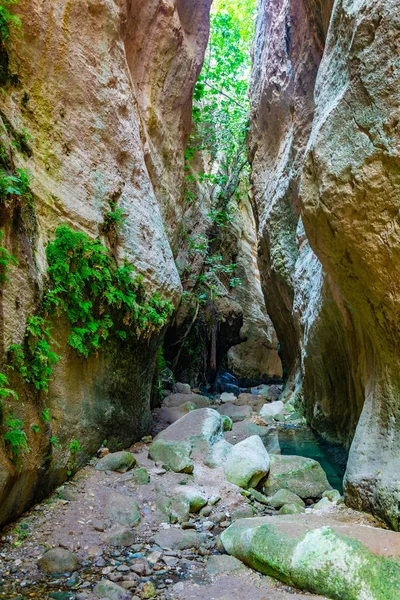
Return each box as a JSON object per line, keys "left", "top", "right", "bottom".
{"left": 224, "top": 193, "right": 282, "bottom": 386}
{"left": 251, "top": 0, "right": 400, "bottom": 528}
{"left": 0, "top": 0, "right": 211, "bottom": 525}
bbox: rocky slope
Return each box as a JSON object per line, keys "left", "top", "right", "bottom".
{"left": 0, "top": 0, "right": 211, "bottom": 526}
{"left": 250, "top": 0, "right": 400, "bottom": 528}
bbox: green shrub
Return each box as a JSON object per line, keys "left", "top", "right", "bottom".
{"left": 0, "top": 167, "right": 31, "bottom": 202}
{"left": 0, "top": 230, "right": 17, "bottom": 283}
{"left": 102, "top": 202, "right": 126, "bottom": 234}
{"left": 4, "top": 414, "right": 28, "bottom": 460}
{"left": 45, "top": 225, "right": 174, "bottom": 357}
{"left": 69, "top": 439, "right": 81, "bottom": 453}
{"left": 0, "top": 372, "right": 17, "bottom": 401}
{"left": 67, "top": 439, "right": 82, "bottom": 476}
{"left": 41, "top": 408, "right": 50, "bottom": 423}
{"left": 9, "top": 316, "right": 60, "bottom": 391}
{"left": 0, "top": 0, "right": 21, "bottom": 45}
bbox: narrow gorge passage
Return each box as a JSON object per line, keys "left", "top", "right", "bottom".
{"left": 0, "top": 0, "right": 399, "bottom": 599}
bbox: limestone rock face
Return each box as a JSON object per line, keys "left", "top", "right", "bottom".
{"left": 0, "top": 0, "right": 211, "bottom": 525}
{"left": 125, "top": 0, "right": 211, "bottom": 245}
{"left": 250, "top": 0, "right": 400, "bottom": 526}
{"left": 300, "top": 0, "right": 400, "bottom": 529}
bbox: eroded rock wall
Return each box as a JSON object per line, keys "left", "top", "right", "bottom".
{"left": 251, "top": 0, "right": 400, "bottom": 527}
{"left": 0, "top": 0, "right": 210, "bottom": 525}
{"left": 301, "top": 0, "right": 400, "bottom": 528}
{"left": 224, "top": 194, "right": 282, "bottom": 385}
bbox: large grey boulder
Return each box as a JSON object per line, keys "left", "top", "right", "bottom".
{"left": 95, "top": 451, "right": 136, "bottom": 473}
{"left": 149, "top": 439, "right": 194, "bottom": 473}
{"left": 173, "top": 382, "right": 192, "bottom": 395}
{"left": 154, "top": 408, "right": 224, "bottom": 455}
{"left": 153, "top": 528, "right": 207, "bottom": 550}
{"left": 220, "top": 392, "right": 237, "bottom": 403}
{"left": 156, "top": 402, "right": 197, "bottom": 425}
{"left": 235, "top": 393, "right": 265, "bottom": 412}
{"left": 101, "top": 526, "right": 136, "bottom": 547}
{"left": 265, "top": 488, "right": 305, "bottom": 509}
{"left": 224, "top": 435, "right": 270, "bottom": 489}
{"left": 221, "top": 514, "right": 400, "bottom": 599}
{"left": 263, "top": 455, "right": 331, "bottom": 499}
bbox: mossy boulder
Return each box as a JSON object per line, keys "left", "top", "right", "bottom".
{"left": 263, "top": 454, "right": 331, "bottom": 499}
{"left": 204, "top": 439, "right": 232, "bottom": 469}
{"left": 221, "top": 514, "right": 400, "bottom": 599}
{"left": 156, "top": 492, "right": 191, "bottom": 524}
{"left": 148, "top": 439, "right": 194, "bottom": 474}
{"left": 267, "top": 488, "right": 305, "bottom": 508}
{"left": 154, "top": 408, "right": 224, "bottom": 455}
{"left": 95, "top": 451, "right": 136, "bottom": 473}
{"left": 323, "top": 489, "right": 342, "bottom": 502}
{"left": 133, "top": 467, "right": 150, "bottom": 485}
{"left": 278, "top": 503, "right": 305, "bottom": 515}
{"left": 178, "top": 486, "right": 208, "bottom": 513}
{"left": 224, "top": 435, "right": 270, "bottom": 489}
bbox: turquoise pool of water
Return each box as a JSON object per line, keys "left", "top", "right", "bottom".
{"left": 278, "top": 427, "right": 345, "bottom": 494}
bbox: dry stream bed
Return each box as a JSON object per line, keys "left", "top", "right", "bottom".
{"left": 0, "top": 387, "right": 391, "bottom": 600}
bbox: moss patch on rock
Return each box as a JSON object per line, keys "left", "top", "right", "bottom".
{"left": 221, "top": 515, "right": 400, "bottom": 599}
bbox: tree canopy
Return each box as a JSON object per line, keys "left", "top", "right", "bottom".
{"left": 189, "top": 0, "right": 256, "bottom": 182}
